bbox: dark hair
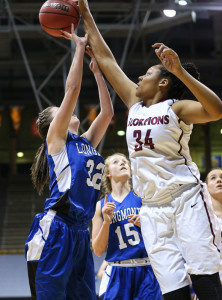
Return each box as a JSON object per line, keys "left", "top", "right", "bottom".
{"left": 159, "top": 62, "right": 200, "bottom": 100}
{"left": 31, "top": 106, "right": 56, "bottom": 195}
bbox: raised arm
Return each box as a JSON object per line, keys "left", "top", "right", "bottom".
{"left": 92, "top": 196, "right": 116, "bottom": 257}
{"left": 47, "top": 25, "right": 88, "bottom": 154}
{"left": 78, "top": 0, "right": 138, "bottom": 108}
{"left": 153, "top": 43, "right": 222, "bottom": 124}
{"left": 81, "top": 46, "right": 113, "bottom": 148}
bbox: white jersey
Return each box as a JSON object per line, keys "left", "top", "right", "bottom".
{"left": 217, "top": 217, "right": 222, "bottom": 282}
{"left": 126, "top": 100, "right": 200, "bottom": 205}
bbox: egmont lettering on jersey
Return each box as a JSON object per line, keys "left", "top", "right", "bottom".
{"left": 128, "top": 115, "right": 169, "bottom": 126}
{"left": 112, "top": 207, "right": 140, "bottom": 224}
{"left": 76, "top": 143, "right": 101, "bottom": 156}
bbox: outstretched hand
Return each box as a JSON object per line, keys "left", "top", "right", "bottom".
{"left": 102, "top": 195, "right": 116, "bottom": 224}
{"left": 61, "top": 24, "right": 88, "bottom": 47}
{"left": 85, "top": 45, "right": 100, "bottom": 73}
{"left": 152, "top": 43, "right": 182, "bottom": 75}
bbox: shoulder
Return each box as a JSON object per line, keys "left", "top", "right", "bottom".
{"left": 159, "top": 99, "right": 179, "bottom": 108}
{"left": 171, "top": 99, "right": 199, "bottom": 125}
{"left": 80, "top": 132, "right": 88, "bottom": 140}
{"left": 95, "top": 200, "right": 102, "bottom": 216}
{"left": 130, "top": 190, "right": 142, "bottom": 201}
{"left": 65, "top": 131, "right": 79, "bottom": 143}
{"left": 92, "top": 201, "right": 103, "bottom": 224}
{"left": 129, "top": 101, "right": 143, "bottom": 111}
{"left": 99, "top": 197, "right": 105, "bottom": 206}
{"left": 171, "top": 99, "right": 196, "bottom": 116}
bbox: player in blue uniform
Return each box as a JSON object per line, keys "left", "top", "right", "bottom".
{"left": 25, "top": 25, "right": 113, "bottom": 299}
{"left": 92, "top": 153, "right": 162, "bottom": 299}
{"left": 206, "top": 168, "right": 222, "bottom": 284}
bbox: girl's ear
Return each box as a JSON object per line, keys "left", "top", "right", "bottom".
{"left": 106, "top": 171, "right": 111, "bottom": 179}
{"left": 159, "top": 78, "right": 169, "bottom": 87}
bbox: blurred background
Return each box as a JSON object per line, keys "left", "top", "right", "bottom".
{"left": 0, "top": 0, "right": 222, "bottom": 298}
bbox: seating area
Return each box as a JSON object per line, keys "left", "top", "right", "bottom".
{"left": 0, "top": 175, "right": 105, "bottom": 298}
{"left": 0, "top": 174, "right": 45, "bottom": 252}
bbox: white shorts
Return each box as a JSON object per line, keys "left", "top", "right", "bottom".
{"left": 99, "top": 265, "right": 112, "bottom": 297}
{"left": 216, "top": 216, "right": 222, "bottom": 283}
{"left": 140, "top": 183, "right": 221, "bottom": 294}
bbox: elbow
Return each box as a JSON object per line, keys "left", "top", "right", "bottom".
{"left": 216, "top": 114, "right": 222, "bottom": 121}
{"left": 99, "top": 110, "right": 114, "bottom": 123}
{"left": 105, "top": 110, "right": 114, "bottom": 120}
{"left": 218, "top": 108, "right": 222, "bottom": 120}
{"left": 93, "top": 250, "right": 103, "bottom": 257}
{"left": 211, "top": 109, "right": 222, "bottom": 121}
{"left": 108, "top": 110, "right": 114, "bottom": 120}
{"left": 105, "top": 112, "right": 114, "bottom": 126}
{"left": 92, "top": 247, "right": 104, "bottom": 257}
{"left": 65, "top": 84, "right": 78, "bottom": 94}
{"left": 214, "top": 100, "right": 222, "bottom": 120}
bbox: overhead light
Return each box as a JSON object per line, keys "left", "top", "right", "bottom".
{"left": 220, "top": 129, "right": 222, "bottom": 134}
{"left": 191, "top": 11, "right": 196, "bottom": 22}
{"left": 178, "top": 0, "right": 188, "bottom": 5}
{"left": 17, "top": 152, "right": 24, "bottom": 158}
{"left": 163, "top": 10, "right": 176, "bottom": 17}
{"left": 117, "top": 130, "right": 125, "bottom": 136}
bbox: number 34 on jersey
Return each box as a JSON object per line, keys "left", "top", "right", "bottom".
{"left": 133, "top": 129, "right": 154, "bottom": 151}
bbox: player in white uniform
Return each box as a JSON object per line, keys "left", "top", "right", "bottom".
{"left": 206, "top": 168, "right": 222, "bottom": 283}
{"left": 78, "top": 1, "right": 222, "bottom": 299}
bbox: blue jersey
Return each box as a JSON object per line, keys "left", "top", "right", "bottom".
{"left": 101, "top": 190, "right": 148, "bottom": 262}
{"left": 25, "top": 132, "right": 102, "bottom": 299}
{"left": 45, "top": 131, "right": 105, "bottom": 223}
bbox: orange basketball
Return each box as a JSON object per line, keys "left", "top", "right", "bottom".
{"left": 39, "top": 0, "right": 81, "bottom": 37}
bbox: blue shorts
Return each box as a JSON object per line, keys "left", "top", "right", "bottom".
{"left": 99, "top": 264, "right": 162, "bottom": 300}
{"left": 25, "top": 210, "right": 96, "bottom": 300}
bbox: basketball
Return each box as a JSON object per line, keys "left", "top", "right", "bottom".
{"left": 39, "top": 0, "right": 81, "bottom": 37}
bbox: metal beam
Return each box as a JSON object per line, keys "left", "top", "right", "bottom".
{"left": 0, "top": 12, "right": 194, "bottom": 38}
{"left": 9, "top": 2, "right": 222, "bottom": 14}
{"left": 5, "top": 0, "right": 43, "bottom": 111}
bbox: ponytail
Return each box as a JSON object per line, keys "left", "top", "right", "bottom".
{"left": 31, "top": 143, "right": 49, "bottom": 195}
{"left": 31, "top": 106, "right": 55, "bottom": 195}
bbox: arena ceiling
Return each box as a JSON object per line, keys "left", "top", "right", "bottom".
{"left": 0, "top": 0, "right": 222, "bottom": 159}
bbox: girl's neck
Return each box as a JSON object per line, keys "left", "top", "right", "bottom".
{"left": 142, "top": 92, "right": 165, "bottom": 107}
{"left": 111, "top": 181, "right": 131, "bottom": 203}
{"left": 212, "top": 197, "right": 222, "bottom": 219}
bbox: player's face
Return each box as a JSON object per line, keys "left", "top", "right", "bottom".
{"left": 51, "top": 107, "right": 80, "bottom": 133}
{"left": 107, "top": 155, "right": 131, "bottom": 181}
{"left": 207, "top": 169, "right": 222, "bottom": 201}
{"left": 136, "top": 65, "right": 162, "bottom": 102}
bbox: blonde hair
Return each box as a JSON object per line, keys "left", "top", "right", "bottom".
{"left": 101, "top": 153, "right": 132, "bottom": 195}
